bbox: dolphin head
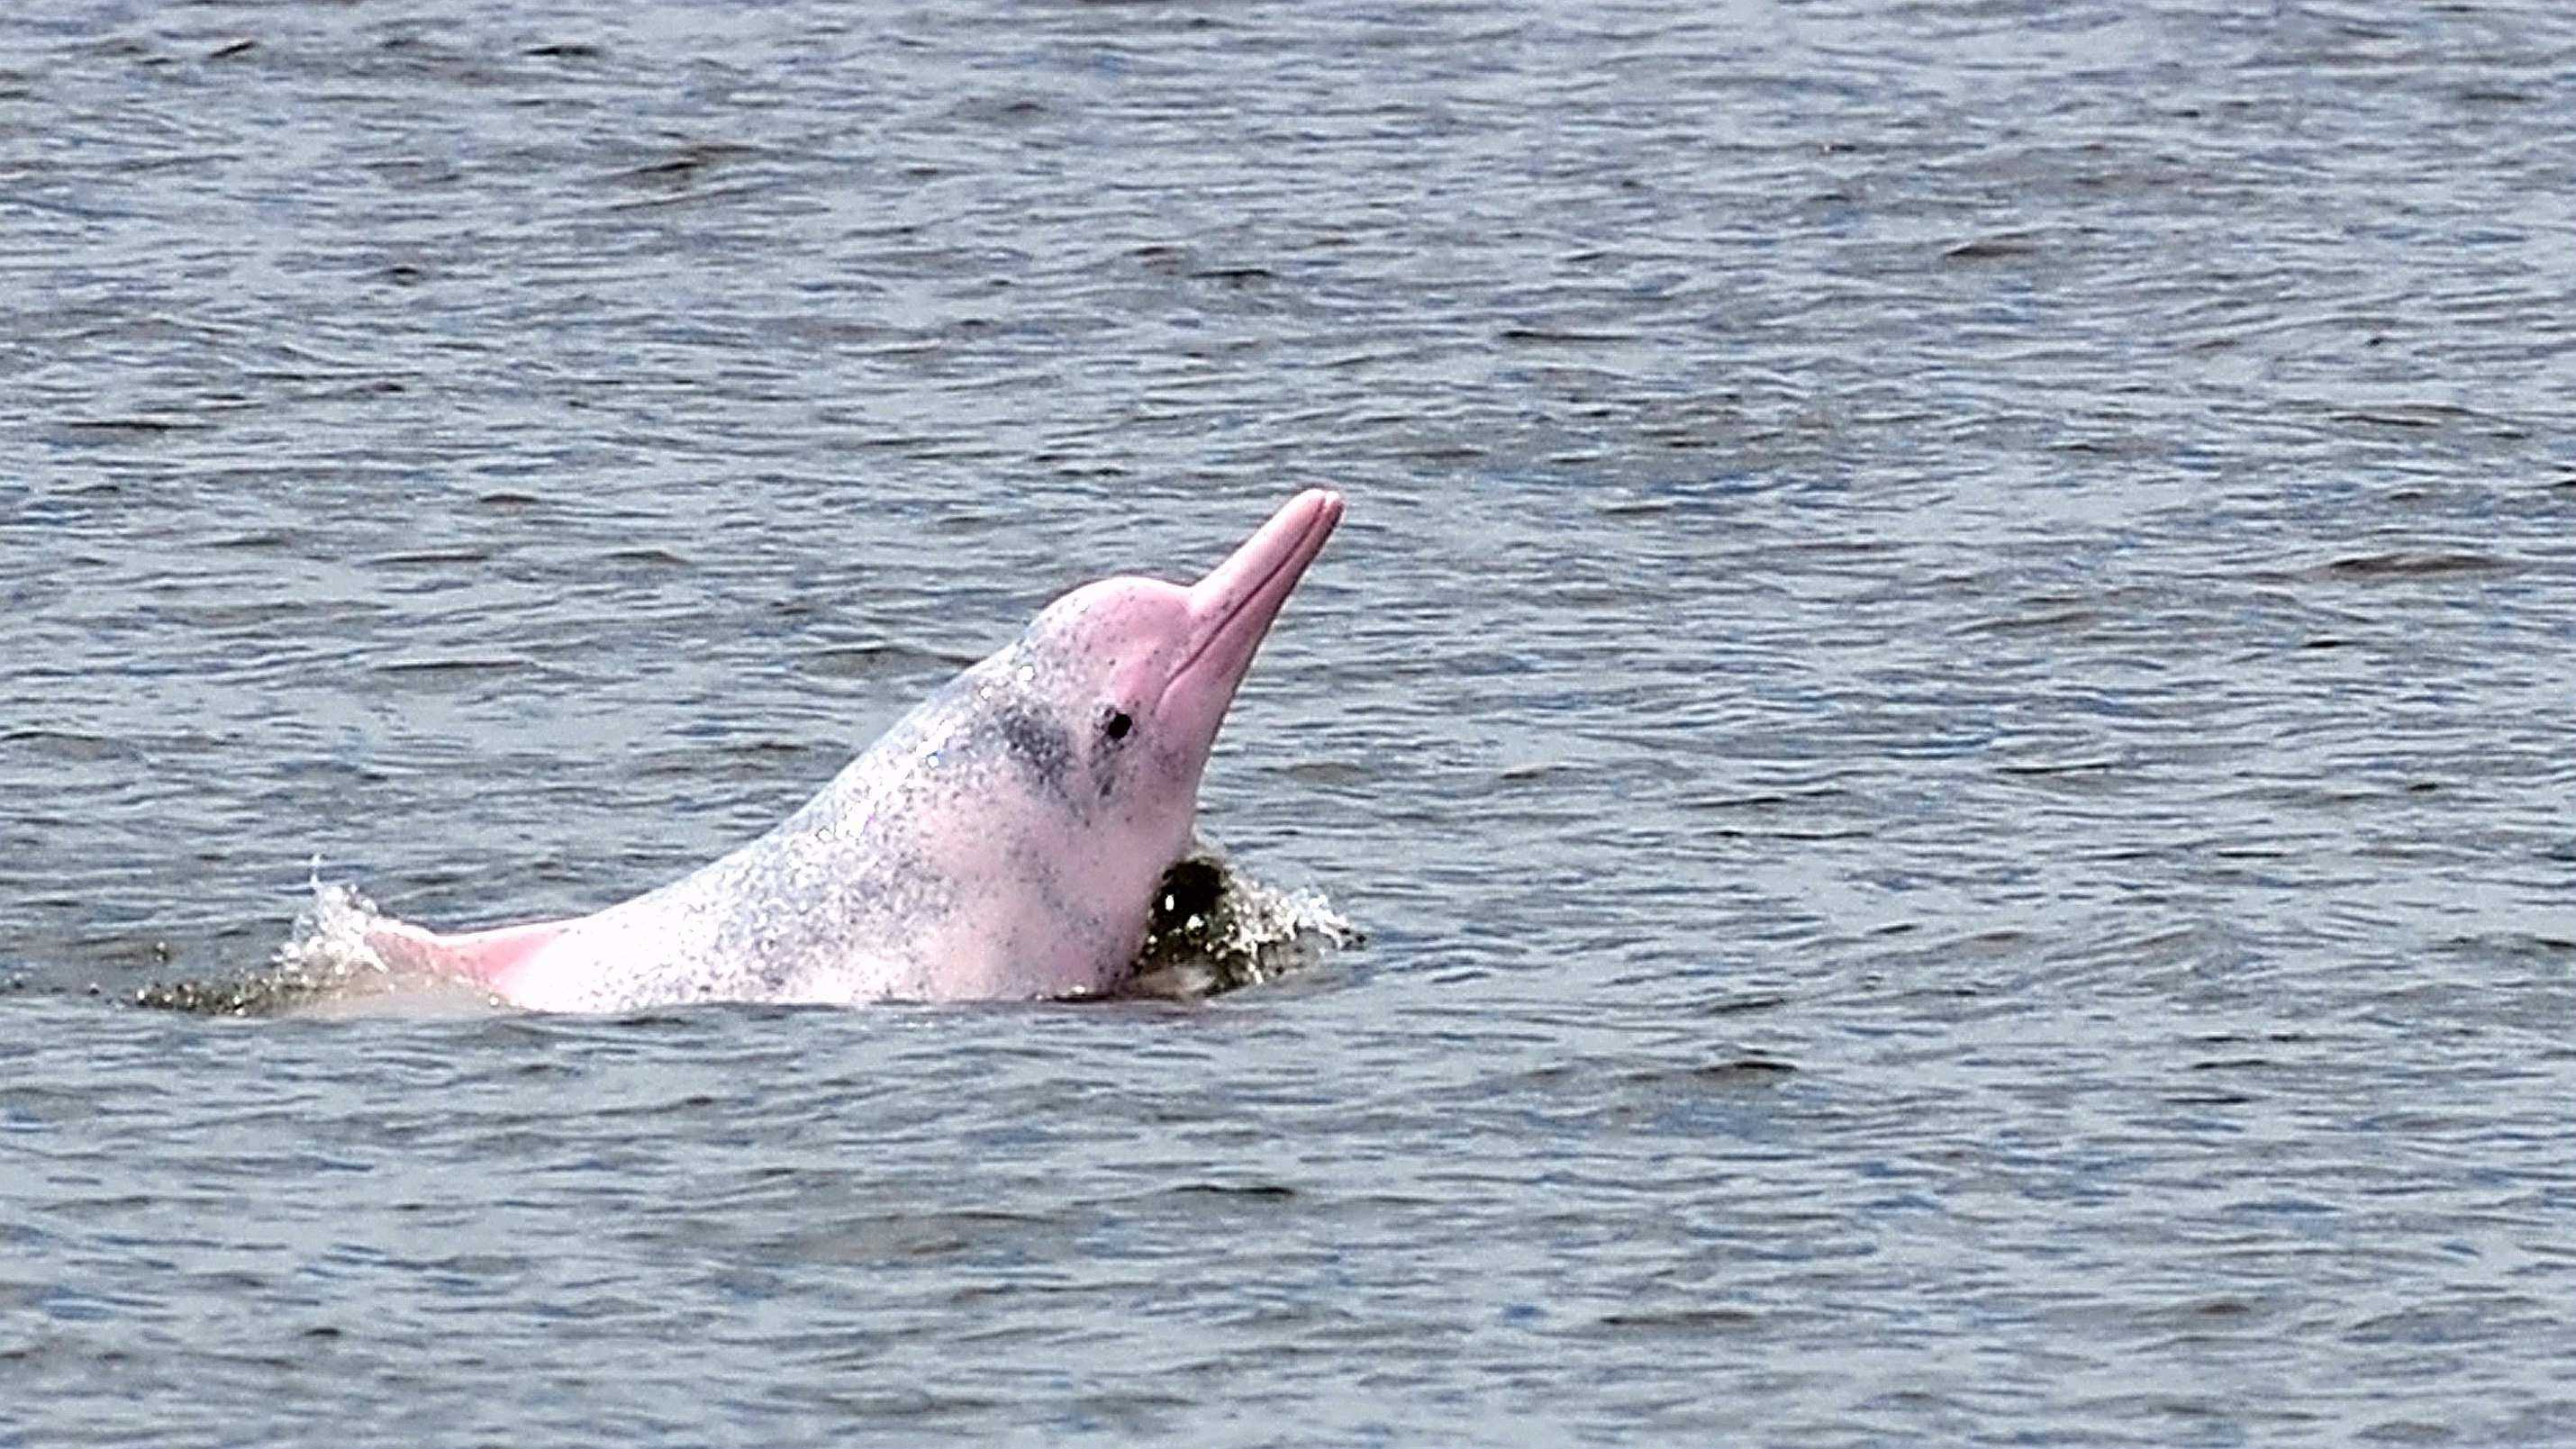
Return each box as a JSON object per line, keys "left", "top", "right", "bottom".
{"left": 921, "top": 488, "right": 1342, "bottom": 995}
{"left": 1000, "top": 488, "right": 1345, "bottom": 831}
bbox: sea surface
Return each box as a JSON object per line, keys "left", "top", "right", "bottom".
{"left": 7, "top": 1, "right": 2576, "bottom": 1443}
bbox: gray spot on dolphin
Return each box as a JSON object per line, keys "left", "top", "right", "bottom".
{"left": 975, "top": 700, "right": 1080, "bottom": 801}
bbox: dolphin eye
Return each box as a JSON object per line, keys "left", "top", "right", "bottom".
{"left": 1102, "top": 709, "right": 1134, "bottom": 743}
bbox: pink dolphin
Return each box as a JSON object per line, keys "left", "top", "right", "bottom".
{"left": 367, "top": 490, "right": 1344, "bottom": 1010}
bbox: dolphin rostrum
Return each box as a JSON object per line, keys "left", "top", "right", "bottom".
{"left": 367, "top": 490, "right": 1344, "bottom": 1010}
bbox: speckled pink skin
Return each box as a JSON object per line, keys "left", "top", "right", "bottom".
{"left": 367, "top": 490, "right": 1343, "bottom": 1010}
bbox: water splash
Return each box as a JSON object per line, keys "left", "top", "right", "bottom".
{"left": 1124, "top": 849, "right": 1364, "bottom": 1001}
{"left": 134, "top": 882, "right": 495, "bottom": 1017}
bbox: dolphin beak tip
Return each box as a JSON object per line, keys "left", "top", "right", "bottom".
{"left": 1171, "top": 490, "right": 1345, "bottom": 713}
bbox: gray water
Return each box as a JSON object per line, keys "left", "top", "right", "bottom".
{"left": 7, "top": 0, "right": 2576, "bottom": 1443}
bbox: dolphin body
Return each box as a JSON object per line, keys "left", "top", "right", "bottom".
{"left": 367, "top": 490, "right": 1344, "bottom": 1010}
